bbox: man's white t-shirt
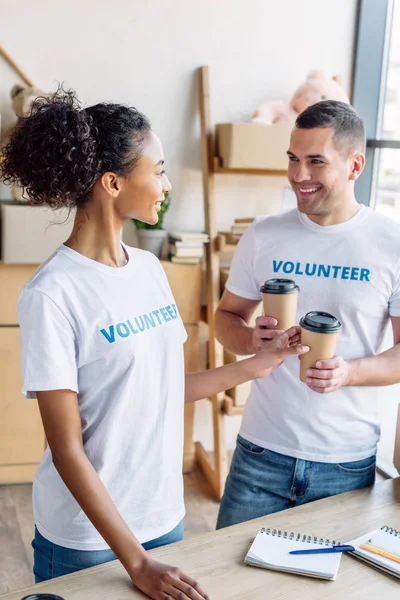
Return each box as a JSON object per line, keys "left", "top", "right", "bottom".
{"left": 226, "top": 206, "right": 400, "bottom": 463}
{"left": 18, "top": 244, "right": 187, "bottom": 550}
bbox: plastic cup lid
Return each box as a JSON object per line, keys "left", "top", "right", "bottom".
{"left": 21, "top": 595, "right": 65, "bottom": 600}
{"left": 300, "top": 311, "right": 342, "bottom": 333}
{"left": 260, "top": 278, "right": 299, "bottom": 294}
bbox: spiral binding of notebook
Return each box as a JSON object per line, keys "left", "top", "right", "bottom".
{"left": 346, "top": 524, "right": 400, "bottom": 579}
{"left": 260, "top": 527, "right": 342, "bottom": 546}
{"left": 245, "top": 527, "right": 343, "bottom": 580}
{"left": 380, "top": 525, "right": 400, "bottom": 537}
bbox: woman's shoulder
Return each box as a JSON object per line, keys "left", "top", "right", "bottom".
{"left": 123, "top": 243, "right": 162, "bottom": 264}
{"left": 19, "top": 246, "right": 70, "bottom": 302}
{"left": 123, "top": 244, "right": 167, "bottom": 276}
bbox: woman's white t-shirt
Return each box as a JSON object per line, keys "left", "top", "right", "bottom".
{"left": 18, "top": 244, "right": 187, "bottom": 550}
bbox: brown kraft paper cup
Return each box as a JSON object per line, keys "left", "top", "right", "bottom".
{"left": 299, "top": 311, "right": 342, "bottom": 383}
{"left": 260, "top": 279, "right": 299, "bottom": 332}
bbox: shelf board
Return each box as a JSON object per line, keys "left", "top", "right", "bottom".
{"left": 203, "top": 393, "right": 244, "bottom": 416}
{"left": 216, "top": 232, "right": 239, "bottom": 253}
{"left": 222, "top": 395, "right": 244, "bottom": 416}
{"left": 213, "top": 156, "right": 287, "bottom": 177}
{"left": 0, "top": 199, "right": 24, "bottom": 205}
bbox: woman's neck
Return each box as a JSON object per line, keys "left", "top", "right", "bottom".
{"left": 64, "top": 204, "right": 127, "bottom": 268}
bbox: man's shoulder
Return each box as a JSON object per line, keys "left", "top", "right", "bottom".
{"left": 252, "top": 209, "right": 298, "bottom": 232}
{"left": 366, "top": 207, "right": 400, "bottom": 234}
{"left": 363, "top": 208, "right": 400, "bottom": 252}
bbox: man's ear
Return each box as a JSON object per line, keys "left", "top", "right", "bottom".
{"left": 349, "top": 153, "right": 365, "bottom": 181}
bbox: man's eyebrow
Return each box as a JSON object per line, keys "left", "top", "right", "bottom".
{"left": 286, "top": 151, "right": 327, "bottom": 160}
{"left": 155, "top": 160, "right": 165, "bottom": 167}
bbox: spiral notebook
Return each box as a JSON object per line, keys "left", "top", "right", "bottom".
{"left": 347, "top": 525, "right": 400, "bottom": 579}
{"left": 245, "top": 528, "right": 342, "bottom": 580}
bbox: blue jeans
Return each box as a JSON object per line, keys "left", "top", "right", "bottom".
{"left": 33, "top": 520, "right": 184, "bottom": 583}
{"left": 216, "top": 435, "right": 376, "bottom": 529}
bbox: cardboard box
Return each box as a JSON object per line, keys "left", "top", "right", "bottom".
{"left": 0, "top": 203, "right": 74, "bottom": 264}
{"left": 215, "top": 122, "right": 292, "bottom": 170}
{"left": 223, "top": 348, "right": 252, "bottom": 407}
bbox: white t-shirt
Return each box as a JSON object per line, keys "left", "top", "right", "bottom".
{"left": 226, "top": 206, "right": 400, "bottom": 463}
{"left": 18, "top": 244, "right": 187, "bottom": 550}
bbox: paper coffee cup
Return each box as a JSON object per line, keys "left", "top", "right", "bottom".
{"left": 299, "top": 311, "right": 342, "bottom": 383}
{"left": 260, "top": 278, "right": 299, "bottom": 331}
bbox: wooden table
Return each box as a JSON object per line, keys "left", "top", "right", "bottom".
{"left": 4, "top": 478, "right": 400, "bottom": 599}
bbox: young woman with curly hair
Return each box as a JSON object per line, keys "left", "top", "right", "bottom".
{"left": 0, "top": 89, "right": 307, "bottom": 599}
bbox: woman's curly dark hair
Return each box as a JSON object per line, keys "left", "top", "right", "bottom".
{"left": 0, "top": 87, "right": 151, "bottom": 209}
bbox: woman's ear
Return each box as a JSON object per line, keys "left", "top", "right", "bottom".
{"left": 100, "top": 172, "right": 121, "bottom": 196}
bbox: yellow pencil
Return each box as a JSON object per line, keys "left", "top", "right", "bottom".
{"left": 360, "top": 542, "right": 400, "bottom": 564}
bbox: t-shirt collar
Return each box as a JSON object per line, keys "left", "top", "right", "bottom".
{"left": 297, "top": 204, "right": 368, "bottom": 233}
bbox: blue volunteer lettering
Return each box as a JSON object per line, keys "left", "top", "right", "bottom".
{"left": 272, "top": 260, "right": 370, "bottom": 282}
{"left": 100, "top": 303, "right": 178, "bottom": 344}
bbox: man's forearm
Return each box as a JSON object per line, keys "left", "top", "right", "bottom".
{"left": 347, "top": 344, "right": 400, "bottom": 387}
{"left": 214, "top": 308, "right": 255, "bottom": 356}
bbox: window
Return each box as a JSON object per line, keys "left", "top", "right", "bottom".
{"left": 352, "top": 0, "right": 400, "bottom": 477}
{"left": 372, "top": 1, "right": 400, "bottom": 221}
{"left": 353, "top": 0, "right": 400, "bottom": 213}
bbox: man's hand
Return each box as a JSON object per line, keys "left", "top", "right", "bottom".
{"left": 305, "top": 356, "right": 352, "bottom": 394}
{"left": 130, "top": 556, "right": 211, "bottom": 600}
{"left": 252, "top": 316, "right": 301, "bottom": 353}
{"left": 252, "top": 316, "right": 283, "bottom": 351}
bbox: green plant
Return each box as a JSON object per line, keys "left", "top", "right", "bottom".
{"left": 133, "top": 192, "right": 171, "bottom": 230}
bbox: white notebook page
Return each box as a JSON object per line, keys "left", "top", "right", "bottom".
{"left": 347, "top": 528, "right": 400, "bottom": 578}
{"left": 369, "top": 531, "right": 400, "bottom": 556}
{"left": 245, "top": 530, "right": 342, "bottom": 580}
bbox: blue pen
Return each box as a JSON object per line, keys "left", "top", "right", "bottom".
{"left": 289, "top": 544, "right": 355, "bottom": 555}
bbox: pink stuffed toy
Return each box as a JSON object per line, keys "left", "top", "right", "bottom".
{"left": 252, "top": 71, "right": 350, "bottom": 125}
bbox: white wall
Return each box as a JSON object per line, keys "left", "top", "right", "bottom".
{"left": 0, "top": 0, "right": 359, "bottom": 450}
{"left": 0, "top": 0, "right": 357, "bottom": 226}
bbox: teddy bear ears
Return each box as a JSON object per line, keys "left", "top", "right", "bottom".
{"left": 10, "top": 84, "right": 25, "bottom": 99}
{"left": 305, "top": 70, "right": 328, "bottom": 81}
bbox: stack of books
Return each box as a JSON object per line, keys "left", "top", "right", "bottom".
{"left": 168, "top": 232, "right": 209, "bottom": 264}
{"left": 231, "top": 217, "right": 254, "bottom": 239}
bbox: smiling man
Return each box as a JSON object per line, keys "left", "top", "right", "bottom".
{"left": 214, "top": 100, "right": 400, "bottom": 529}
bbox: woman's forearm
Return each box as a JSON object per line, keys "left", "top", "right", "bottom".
{"left": 185, "top": 325, "right": 308, "bottom": 403}
{"left": 185, "top": 358, "right": 256, "bottom": 403}
{"left": 52, "top": 445, "right": 147, "bottom": 577}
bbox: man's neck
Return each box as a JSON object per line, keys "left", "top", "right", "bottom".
{"left": 305, "top": 200, "right": 362, "bottom": 227}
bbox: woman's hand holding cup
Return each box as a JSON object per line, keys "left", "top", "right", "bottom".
{"left": 250, "top": 326, "right": 309, "bottom": 379}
